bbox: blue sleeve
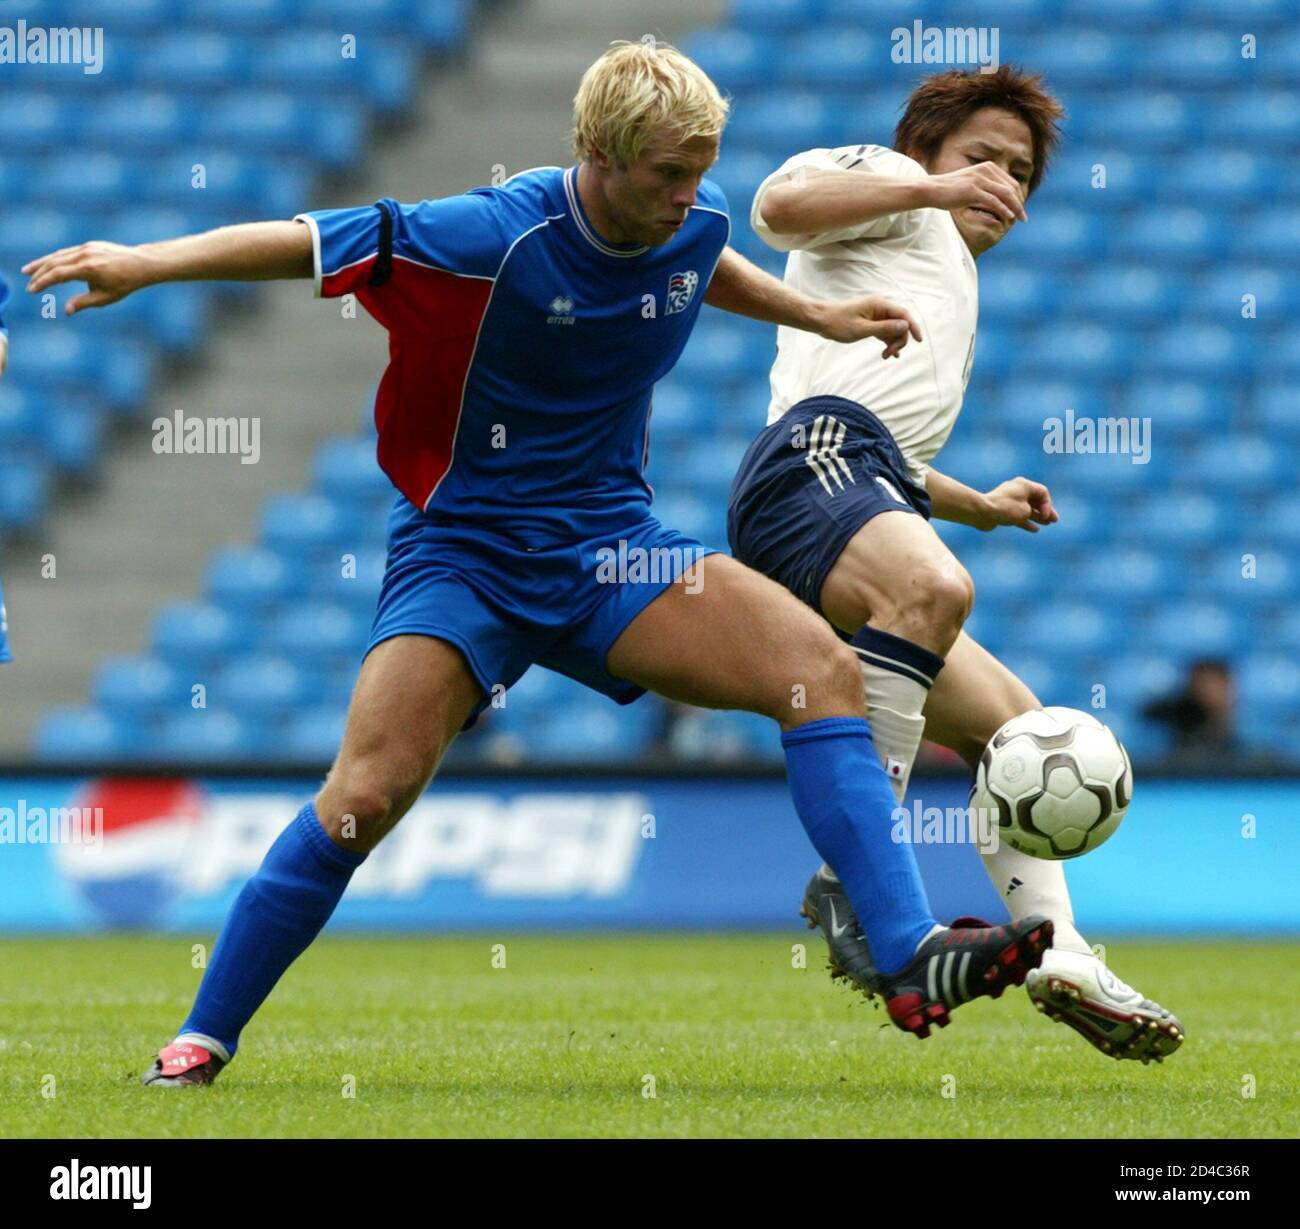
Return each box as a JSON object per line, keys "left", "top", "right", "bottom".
{"left": 0, "top": 275, "right": 9, "bottom": 337}
{"left": 296, "top": 191, "right": 510, "bottom": 299}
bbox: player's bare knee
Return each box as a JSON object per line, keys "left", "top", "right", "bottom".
{"left": 896, "top": 561, "right": 974, "bottom": 646}
{"left": 779, "top": 637, "right": 863, "bottom": 724}
{"left": 316, "top": 774, "right": 418, "bottom": 853}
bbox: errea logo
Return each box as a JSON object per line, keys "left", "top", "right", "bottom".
{"left": 547, "top": 295, "right": 576, "bottom": 325}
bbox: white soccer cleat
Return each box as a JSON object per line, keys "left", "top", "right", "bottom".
{"left": 1026, "top": 948, "right": 1184, "bottom": 1063}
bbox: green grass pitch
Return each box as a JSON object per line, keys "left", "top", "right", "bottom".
{"left": 1, "top": 935, "right": 1295, "bottom": 1138}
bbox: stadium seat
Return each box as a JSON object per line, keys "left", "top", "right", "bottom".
{"left": 93, "top": 656, "right": 190, "bottom": 717}
{"left": 33, "top": 708, "right": 143, "bottom": 765}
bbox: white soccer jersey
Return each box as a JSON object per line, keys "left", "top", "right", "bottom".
{"left": 750, "top": 144, "right": 979, "bottom": 483}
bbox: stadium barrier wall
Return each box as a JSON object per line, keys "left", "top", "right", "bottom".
{"left": 0, "top": 773, "right": 1294, "bottom": 934}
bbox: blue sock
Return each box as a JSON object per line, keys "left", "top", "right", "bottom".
{"left": 782, "top": 716, "right": 936, "bottom": 973}
{"left": 178, "top": 803, "right": 366, "bottom": 1058}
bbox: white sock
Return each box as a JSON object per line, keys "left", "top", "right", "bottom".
{"left": 979, "top": 841, "right": 1091, "bottom": 955}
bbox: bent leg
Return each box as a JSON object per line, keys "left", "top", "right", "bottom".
{"left": 177, "top": 635, "right": 482, "bottom": 1058}
{"left": 920, "top": 630, "right": 1040, "bottom": 769}
{"left": 820, "top": 510, "right": 974, "bottom": 805}
{"left": 607, "top": 554, "right": 938, "bottom": 973}
{"left": 921, "top": 631, "right": 1090, "bottom": 954}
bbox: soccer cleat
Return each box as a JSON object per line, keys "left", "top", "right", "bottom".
{"left": 879, "top": 914, "right": 1055, "bottom": 1040}
{"left": 799, "top": 867, "right": 884, "bottom": 998}
{"left": 140, "top": 1041, "right": 226, "bottom": 1088}
{"left": 1026, "top": 948, "right": 1184, "bottom": 1063}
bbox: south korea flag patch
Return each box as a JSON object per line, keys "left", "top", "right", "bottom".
{"left": 665, "top": 270, "right": 699, "bottom": 315}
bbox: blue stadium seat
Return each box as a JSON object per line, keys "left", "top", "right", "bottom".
{"left": 1128, "top": 492, "right": 1224, "bottom": 544}
{"left": 187, "top": 0, "right": 295, "bottom": 29}
{"left": 998, "top": 208, "right": 1105, "bottom": 263}
{"left": 1186, "top": 266, "right": 1300, "bottom": 319}
{"left": 1016, "top": 602, "right": 1121, "bottom": 656}
{"left": 206, "top": 547, "right": 304, "bottom": 609}
{"left": 976, "top": 265, "right": 1055, "bottom": 322}
{"left": 1020, "top": 322, "right": 1135, "bottom": 377}
{"left": 217, "top": 655, "right": 313, "bottom": 716}
{"left": 731, "top": 0, "right": 823, "bottom": 30}
{"left": 34, "top": 708, "right": 143, "bottom": 764}
{"left": 154, "top": 710, "right": 273, "bottom": 764}
{"left": 1239, "top": 654, "right": 1300, "bottom": 709}
{"left": 314, "top": 437, "right": 396, "bottom": 502}
{"left": 1040, "top": 150, "right": 1146, "bottom": 206}
{"left": 1205, "top": 90, "right": 1300, "bottom": 146}
{"left": 682, "top": 30, "right": 767, "bottom": 92}
{"left": 1143, "top": 603, "right": 1246, "bottom": 656}
{"left": 0, "top": 458, "right": 50, "bottom": 530}
{"left": 93, "top": 655, "right": 190, "bottom": 717}
{"left": 1253, "top": 382, "right": 1300, "bottom": 436}
{"left": 152, "top": 602, "right": 255, "bottom": 668}
{"left": 1230, "top": 207, "right": 1300, "bottom": 261}
{"left": 1121, "top": 378, "right": 1216, "bottom": 432}
{"left": 1178, "top": 434, "right": 1281, "bottom": 489}
{"left": 82, "top": 92, "right": 192, "bottom": 150}
{"left": 1020, "top": 30, "right": 1133, "bottom": 86}
{"left": 1113, "top": 209, "right": 1223, "bottom": 263}
{"left": 260, "top": 492, "right": 350, "bottom": 554}
{"left": 1137, "top": 324, "right": 1249, "bottom": 379}
{"left": 136, "top": 33, "right": 249, "bottom": 89}
{"left": 281, "top": 706, "right": 349, "bottom": 763}
{"left": 1071, "top": 267, "right": 1183, "bottom": 324}
{"left": 1144, "top": 30, "right": 1248, "bottom": 87}
{"left": 776, "top": 29, "right": 891, "bottom": 91}
{"left": 1078, "top": 94, "right": 1202, "bottom": 150}
{"left": 263, "top": 603, "right": 369, "bottom": 665}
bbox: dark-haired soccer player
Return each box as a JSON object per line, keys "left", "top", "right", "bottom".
{"left": 730, "top": 66, "right": 1182, "bottom": 1062}
{"left": 26, "top": 44, "right": 1053, "bottom": 1086}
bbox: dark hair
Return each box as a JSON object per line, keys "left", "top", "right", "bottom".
{"left": 893, "top": 65, "right": 1064, "bottom": 195}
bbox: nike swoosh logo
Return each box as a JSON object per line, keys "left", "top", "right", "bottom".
{"left": 827, "top": 899, "right": 851, "bottom": 940}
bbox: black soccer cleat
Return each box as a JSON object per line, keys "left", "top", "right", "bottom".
{"left": 799, "top": 866, "right": 884, "bottom": 998}
{"left": 880, "top": 914, "right": 1055, "bottom": 1040}
{"left": 141, "top": 1040, "right": 226, "bottom": 1088}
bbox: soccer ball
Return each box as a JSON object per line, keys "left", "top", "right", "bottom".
{"left": 971, "top": 707, "right": 1133, "bottom": 860}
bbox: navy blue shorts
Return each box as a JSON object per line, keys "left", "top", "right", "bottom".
{"left": 368, "top": 497, "right": 717, "bottom": 727}
{"left": 727, "top": 396, "right": 931, "bottom": 616}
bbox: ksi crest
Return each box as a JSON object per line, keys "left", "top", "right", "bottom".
{"left": 665, "top": 270, "right": 699, "bottom": 315}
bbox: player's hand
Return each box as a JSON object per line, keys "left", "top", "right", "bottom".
{"left": 0, "top": 334, "right": 7, "bottom": 378}
{"left": 22, "top": 241, "right": 157, "bottom": 314}
{"left": 925, "top": 162, "right": 1027, "bottom": 225}
{"left": 816, "top": 294, "right": 922, "bottom": 357}
{"left": 978, "top": 476, "right": 1058, "bottom": 533}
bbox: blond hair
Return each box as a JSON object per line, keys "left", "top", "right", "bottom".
{"left": 572, "top": 40, "right": 730, "bottom": 167}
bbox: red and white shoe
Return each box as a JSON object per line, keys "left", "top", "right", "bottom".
{"left": 1027, "top": 948, "right": 1184, "bottom": 1063}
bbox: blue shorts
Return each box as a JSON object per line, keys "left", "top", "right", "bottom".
{"left": 727, "top": 396, "right": 931, "bottom": 617}
{"left": 367, "top": 498, "right": 717, "bottom": 726}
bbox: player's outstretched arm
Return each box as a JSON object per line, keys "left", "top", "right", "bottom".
{"left": 22, "top": 222, "right": 314, "bottom": 315}
{"left": 927, "top": 466, "right": 1059, "bottom": 533}
{"left": 704, "top": 246, "right": 922, "bottom": 355}
{"left": 762, "top": 161, "right": 1026, "bottom": 237}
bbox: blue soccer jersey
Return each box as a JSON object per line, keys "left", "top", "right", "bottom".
{"left": 296, "top": 166, "right": 730, "bottom": 542}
